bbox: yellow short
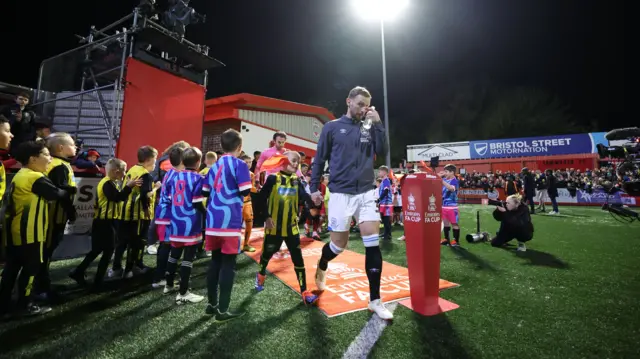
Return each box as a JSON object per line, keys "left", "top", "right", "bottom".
{"left": 243, "top": 202, "right": 253, "bottom": 221}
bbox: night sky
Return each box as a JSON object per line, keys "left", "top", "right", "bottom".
{"left": 0, "top": 0, "right": 626, "bottom": 134}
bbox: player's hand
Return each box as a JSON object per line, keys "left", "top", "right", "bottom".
{"left": 496, "top": 206, "right": 506, "bottom": 212}
{"left": 311, "top": 191, "right": 323, "bottom": 206}
{"left": 265, "top": 217, "right": 275, "bottom": 229}
{"left": 365, "top": 106, "right": 381, "bottom": 124}
{"left": 437, "top": 171, "right": 445, "bottom": 177}
{"left": 154, "top": 181, "right": 162, "bottom": 190}
{"left": 127, "top": 178, "right": 143, "bottom": 188}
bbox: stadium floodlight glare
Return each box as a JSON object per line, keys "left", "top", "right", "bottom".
{"left": 352, "top": 0, "right": 409, "bottom": 21}
{"left": 351, "top": 0, "right": 408, "bottom": 168}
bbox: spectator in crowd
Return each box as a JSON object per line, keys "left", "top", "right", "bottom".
{"left": 453, "top": 166, "right": 637, "bottom": 193}
{"left": 73, "top": 149, "right": 104, "bottom": 170}
{"left": 546, "top": 169, "right": 560, "bottom": 214}
{"left": 521, "top": 168, "right": 536, "bottom": 214}
{"left": 535, "top": 170, "right": 548, "bottom": 212}
{"left": 505, "top": 175, "right": 520, "bottom": 196}
{"left": 1, "top": 92, "right": 35, "bottom": 153}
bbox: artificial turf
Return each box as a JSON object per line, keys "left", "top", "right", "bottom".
{"left": 0, "top": 205, "right": 638, "bottom": 359}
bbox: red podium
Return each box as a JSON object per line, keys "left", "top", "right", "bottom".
{"left": 401, "top": 172, "right": 459, "bottom": 316}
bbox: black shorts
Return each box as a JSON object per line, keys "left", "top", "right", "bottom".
{"left": 91, "top": 219, "right": 118, "bottom": 250}
{"left": 393, "top": 206, "right": 402, "bottom": 213}
{"left": 118, "top": 220, "right": 150, "bottom": 247}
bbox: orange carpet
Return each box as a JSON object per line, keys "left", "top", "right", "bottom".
{"left": 244, "top": 229, "right": 459, "bottom": 317}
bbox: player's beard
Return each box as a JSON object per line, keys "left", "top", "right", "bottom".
{"left": 349, "top": 108, "right": 363, "bottom": 121}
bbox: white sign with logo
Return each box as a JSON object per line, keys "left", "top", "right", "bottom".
{"left": 406, "top": 141, "right": 471, "bottom": 161}
{"left": 65, "top": 177, "right": 101, "bottom": 235}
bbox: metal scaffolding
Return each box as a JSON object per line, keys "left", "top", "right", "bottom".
{"left": 31, "top": 8, "right": 219, "bottom": 158}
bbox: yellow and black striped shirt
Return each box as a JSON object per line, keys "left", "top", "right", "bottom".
{"left": 0, "top": 161, "right": 6, "bottom": 202}
{"left": 4, "top": 168, "right": 70, "bottom": 246}
{"left": 0, "top": 161, "right": 7, "bottom": 229}
{"left": 259, "top": 172, "right": 312, "bottom": 237}
{"left": 94, "top": 177, "right": 132, "bottom": 220}
{"left": 45, "top": 156, "right": 77, "bottom": 226}
{"left": 121, "top": 165, "right": 154, "bottom": 221}
{"left": 200, "top": 167, "right": 210, "bottom": 206}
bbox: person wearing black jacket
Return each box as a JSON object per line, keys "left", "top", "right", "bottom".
{"left": 535, "top": 171, "right": 548, "bottom": 212}
{"left": 521, "top": 168, "right": 536, "bottom": 214}
{"left": 490, "top": 194, "right": 534, "bottom": 252}
{"left": 505, "top": 175, "right": 520, "bottom": 196}
{"left": 1, "top": 92, "right": 35, "bottom": 154}
{"left": 545, "top": 169, "right": 560, "bottom": 214}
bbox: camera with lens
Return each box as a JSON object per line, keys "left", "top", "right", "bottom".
{"left": 487, "top": 199, "right": 505, "bottom": 207}
{"left": 596, "top": 128, "right": 640, "bottom": 161}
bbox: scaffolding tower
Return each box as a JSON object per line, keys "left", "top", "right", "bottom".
{"left": 32, "top": 8, "right": 224, "bottom": 158}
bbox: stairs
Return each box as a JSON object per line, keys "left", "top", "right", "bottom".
{"left": 52, "top": 90, "right": 122, "bottom": 159}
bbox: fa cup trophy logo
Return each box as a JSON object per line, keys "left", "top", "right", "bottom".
{"left": 428, "top": 194, "right": 437, "bottom": 212}
{"left": 407, "top": 193, "right": 416, "bottom": 211}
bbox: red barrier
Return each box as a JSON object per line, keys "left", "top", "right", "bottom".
{"left": 401, "top": 172, "right": 459, "bottom": 316}
{"left": 117, "top": 58, "right": 205, "bottom": 167}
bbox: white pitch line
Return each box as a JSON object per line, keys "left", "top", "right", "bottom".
{"left": 342, "top": 302, "right": 398, "bottom": 359}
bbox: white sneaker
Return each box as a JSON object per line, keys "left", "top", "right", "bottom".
{"left": 315, "top": 260, "right": 327, "bottom": 291}
{"left": 123, "top": 271, "right": 134, "bottom": 279}
{"left": 517, "top": 242, "right": 527, "bottom": 252}
{"left": 176, "top": 291, "right": 204, "bottom": 305}
{"left": 107, "top": 268, "right": 123, "bottom": 279}
{"left": 152, "top": 280, "right": 167, "bottom": 289}
{"left": 163, "top": 285, "right": 176, "bottom": 294}
{"left": 548, "top": 211, "right": 557, "bottom": 215}
{"left": 147, "top": 244, "right": 158, "bottom": 255}
{"left": 206, "top": 251, "right": 212, "bottom": 257}
{"left": 368, "top": 299, "right": 394, "bottom": 320}
{"left": 397, "top": 235, "right": 405, "bottom": 241}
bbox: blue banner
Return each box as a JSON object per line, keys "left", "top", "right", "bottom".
{"left": 577, "top": 188, "right": 623, "bottom": 205}
{"left": 469, "top": 133, "right": 607, "bottom": 159}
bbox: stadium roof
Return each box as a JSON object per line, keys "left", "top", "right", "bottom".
{"left": 205, "top": 93, "right": 335, "bottom": 123}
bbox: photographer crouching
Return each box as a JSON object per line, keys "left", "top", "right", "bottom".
{"left": 490, "top": 194, "right": 534, "bottom": 252}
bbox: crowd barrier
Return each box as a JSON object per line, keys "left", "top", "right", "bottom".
{"left": 458, "top": 187, "right": 639, "bottom": 206}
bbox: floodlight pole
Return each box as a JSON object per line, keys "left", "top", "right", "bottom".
{"left": 380, "top": 19, "right": 392, "bottom": 168}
